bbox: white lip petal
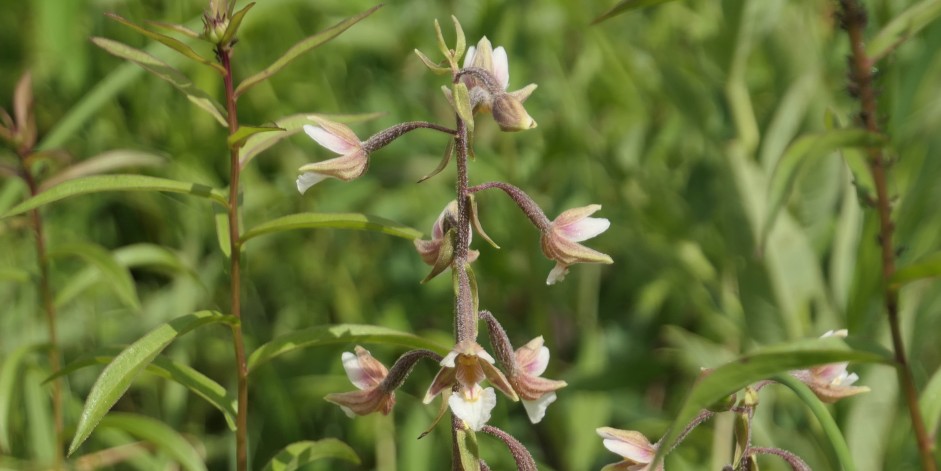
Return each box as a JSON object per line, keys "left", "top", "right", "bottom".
{"left": 304, "top": 124, "right": 357, "bottom": 155}
{"left": 296, "top": 172, "right": 327, "bottom": 194}
{"left": 521, "top": 392, "right": 556, "bottom": 424}
{"left": 546, "top": 263, "right": 568, "bottom": 285}
{"left": 561, "top": 217, "right": 610, "bottom": 242}
{"left": 492, "top": 46, "right": 509, "bottom": 90}
{"left": 449, "top": 387, "right": 497, "bottom": 431}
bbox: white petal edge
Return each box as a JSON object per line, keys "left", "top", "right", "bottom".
{"left": 563, "top": 217, "right": 611, "bottom": 242}
{"left": 546, "top": 263, "right": 568, "bottom": 285}
{"left": 527, "top": 346, "right": 550, "bottom": 377}
{"left": 440, "top": 350, "right": 459, "bottom": 368}
{"left": 303, "top": 124, "right": 356, "bottom": 155}
{"left": 297, "top": 172, "right": 327, "bottom": 194}
{"left": 522, "top": 392, "right": 556, "bottom": 423}
{"left": 338, "top": 405, "right": 356, "bottom": 419}
{"left": 492, "top": 46, "right": 509, "bottom": 90}
{"left": 449, "top": 387, "right": 496, "bottom": 431}
{"left": 341, "top": 351, "right": 372, "bottom": 390}
{"left": 463, "top": 46, "right": 477, "bottom": 68}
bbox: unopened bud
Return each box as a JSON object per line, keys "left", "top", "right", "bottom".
{"left": 492, "top": 94, "right": 536, "bottom": 132}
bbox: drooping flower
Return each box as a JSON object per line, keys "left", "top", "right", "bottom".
{"left": 448, "top": 37, "right": 537, "bottom": 132}
{"left": 597, "top": 427, "right": 662, "bottom": 471}
{"left": 508, "top": 336, "right": 567, "bottom": 423}
{"left": 296, "top": 118, "right": 367, "bottom": 193}
{"left": 414, "top": 201, "right": 479, "bottom": 276}
{"left": 424, "top": 340, "right": 518, "bottom": 431}
{"left": 792, "top": 330, "right": 870, "bottom": 403}
{"left": 540, "top": 204, "right": 613, "bottom": 285}
{"left": 325, "top": 346, "right": 395, "bottom": 417}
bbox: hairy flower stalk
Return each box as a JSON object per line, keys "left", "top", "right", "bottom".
{"left": 327, "top": 347, "right": 442, "bottom": 417}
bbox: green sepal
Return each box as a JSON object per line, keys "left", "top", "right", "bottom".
{"left": 418, "top": 138, "right": 454, "bottom": 183}
{"left": 422, "top": 228, "right": 456, "bottom": 283}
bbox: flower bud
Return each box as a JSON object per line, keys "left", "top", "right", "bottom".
{"left": 492, "top": 94, "right": 537, "bottom": 132}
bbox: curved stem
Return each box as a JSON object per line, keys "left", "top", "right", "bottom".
{"left": 467, "top": 181, "right": 550, "bottom": 231}
{"left": 838, "top": 1, "right": 936, "bottom": 468}
{"left": 220, "top": 46, "right": 249, "bottom": 471}
{"left": 362, "top": 121, "right": 456, "bottom": 153}
{"left": 773, "top": 374, "right": 856, "bottom": 471}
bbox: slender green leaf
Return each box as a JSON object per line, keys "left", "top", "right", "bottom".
{"left": 919, "top": 365, "right": 941, "bottom": 436}
{"left": 47, "top": 242, "right": 140, "bottom": 311}
{"left": 100, "top": 413, "right": 207, "bottom": 471}
{"left": 592, "top": 0, "right": 679, "bottom": 24}
{"left": 867, "top": 0, "right": 941, "bottom": 61}
{"left": 41, "top": 150, "right": 165, "bottom": 190}
{"left": 2, "top": 175, "right": 228, "bottom": 219}
{"left": 146, "top": 21, "right": 200, "bottom": 39}
{"left": 68, "top": 311, "right": 236, "bottom": 455}
{"left": 24, "top": 367, "right": 54, "bottom": 460}
{"left": 762, "top": 129, "right": 884, "bottom": 246}
{"left": 652, "top": 336, "right": 890, "bottom": 467}
{"left": 417, "top": 137, "right": 453, "bottom": 183}
{"left": 241, "top": 213, "right": 422, "bottom": 246}
{"left": 105, "top": 13, "right": 225, "bottom": 74}
{"left": 227, "top": 124, "right": 283, "bottom": 149}
{"left": 453, "top": 82, "right": 474, "bottom": 133}
{"left": 47, "top": 348, "right": 236, "bottom": 431}
{"left": 235, "top": 5, "right": 382, "bottom": 97}
{"left": 239, "top": 112, "right": 382, "bottom": 169}
{"left": 891, "top": 251, "right": 941, "bottom": 288}
{"left": 220, "top": 2, "right": 256, "bottom": 46}
{"left": 0, "top": 343, "right": 46, "bottom": 451}
{"left": 774, "top": 374, "right": 856, "bottom": 471}
{"left": 248, "top": 324, "right": 449, "bottom": 372}
{"left": 91, "top": 37, "right": 227, "bottom": 126}
{"left": 214, "top": 205, "right": 232, "bottom": 258}
{"left": 261, "top": 439, "right": 360, "bottom": 471}
{"left": 414, "top": 49, "right": 451, "bottom": 75}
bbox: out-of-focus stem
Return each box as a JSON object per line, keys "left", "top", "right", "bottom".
{"left": 219, "top": 46, "right": 249, "bottom": 471}
{"left": 20, "top": 162, "right": 63, "bottom": 469}
{"left": 838, "top": 1, "right": 936, "bottom": 469}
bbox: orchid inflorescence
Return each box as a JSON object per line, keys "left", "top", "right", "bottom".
{"left": 297, "top": 17, "right": 611, "bottom": 468}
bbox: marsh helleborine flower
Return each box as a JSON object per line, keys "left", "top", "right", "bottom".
{"left": 792, "top": 329, "right": 870, "bottom": 403}
{"left": 541, "top": 204, "right": 613, "bottom": 285}
{"left": 597, "top": 427, "right": 663, "bottom": 471}
{"left": 456, "top": 37, "right": 538, "bottom": 132}
{"left": 414, "top": 200, "right": 479, "bottom": 267}
{"left": 297, "top": 118, "right": 368, "bottom": 194}
{"left": 510, "top": 336, "right": 567, "bottom": 423}
{"left": 325, "top": 346, "right": 395, "bottom": 417}
{"left": 424, "top": 340, "right": 518, "bottom": 431}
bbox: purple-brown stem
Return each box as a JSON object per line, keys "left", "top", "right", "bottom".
{"left": 467, "top": 181, "right": 551, "bottom": 231}
{"left": 18, "top": 157, "right": 63, "bottom": 468}
{"left": 377, "top": 349, "right": 442, "bottom": 394}
{"left": 481, "top": 425, "right": 538, "bottom": 471}
{"left": 219, "top": 45, "right": 250, "bottom": 471}
{"left": 838, "top": 1, "right": 936, "bottom": 468}
{"left": 746, "top": 447, "right": 811, "bottom": 471}
{"left": 362, "top": 121, "right": 456, "bottom": 153}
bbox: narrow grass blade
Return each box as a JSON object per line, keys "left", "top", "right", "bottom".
{"left": 105, "top": 13, "right": 225, "bottom": 74}
{"left": 241, "top": 213, "right": 422, "bottom": 246}
{"left": 100, "top": 413, "right": 207, "bottom": 471}
{"left": 261, "top": 439, "right": 360, "bottom": 471}
{"left": 47, "top": 242, "right": 141, "bottom": 311}
{"left": 40, "top": 150, "right": 165, "bottom": 190}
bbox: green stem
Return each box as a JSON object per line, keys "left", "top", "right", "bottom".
{"left": 773, "top": 374, "right": 855, "bottom": 471}
{"left": 838, "top": 1, "right": 937, "bottom": 468}
{"left": 219, "top": 45, "right": 249, "bottom": 471}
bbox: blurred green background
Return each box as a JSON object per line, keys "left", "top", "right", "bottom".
{"left": 2, "top": 0, "right": 941, "bottom": 469}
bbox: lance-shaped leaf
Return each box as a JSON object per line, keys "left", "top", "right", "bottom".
{"left": 220, "top": 2, "right": 255, "bottom": 46}
{"left": 0, "top": 343, "right": 46, "bottom": 451}
{"left": 2, "top": 175, "right": 228, "bottom": 219}
{"left": 452, "top": 82, "right": 475, "bottom": 133}
{"left": 241, "top": 212, "right": 421, "bottom": 246}
{"left": 235, "top": 5, "right": 382, "bottom": 97}
{"left": 91, "top": 38, "right": 227, "bottom": 126}
{"left": 214, "top": 205, "right": 232, "bottom": 258}
{"left": 239, "top": 112, "right": 382, "bottom": 169}
{"left": 227, "top": 124, "right": 284, "bottom": 149}
{"left": 761, "top": 129, "right": 884, "bottom": 247}
{"left": 100, "top": 413, "right": 207, "bottom": 471}
{"left": 248, "top": 324, "right": 449, "bottom": 372}
{"left": 13, "top": 71, "right": 36, "bottom": 150}
{"left": 451, "top": 16, "right": 466, "bottom": 63}
{"left": 418, "top": 138, "right": 453, "bottom": 183}
{"left": 47, "top": 242, "right": 141, "bottom": 310}
{"left": 68, "top": 311, "right": 236, "bottom": 455}
{"left": 146, "top": 21, "right": 200, "bottom": 39}
{"left": 105, "top": 13, "right": 224, "bottom": 74}
{"left": 47, "top": 349, "right": 236, "bottom": 431}
{"left": 592, "top": 0, "right": 680, "bottom": 24}
{"left": 891, "top": 251, "right": 941, "bottom": 288}
{"left": 651, "top": 336, "right": 890, "bottom": 468}
{"left": 261, "top": 439, "right": 360, "bottom": 471}
{"left": 414, "top": 49, "right": 451, "bottom": 75}
{"left": 867, "top": 0, "right": 941, "bottom": 62}
{"left": 456, "top": 428, "right": 481, "bottom": 471}
{"left": 41, "top": 150, "right": 165, "bottom": 190}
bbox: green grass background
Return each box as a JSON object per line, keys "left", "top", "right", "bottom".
{"left": 2, "top": 0, "right": 941, "bottom": 469}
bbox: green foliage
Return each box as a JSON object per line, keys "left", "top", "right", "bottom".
{"left": 261, "top": 439, "right": 360, "bottom": 471}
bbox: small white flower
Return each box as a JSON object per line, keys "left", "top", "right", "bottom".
{"left": 541, "top": 204, "right": 613, "bottom": 284}
{"left": 449, "top": 387, "right": 497, "bottom": 431}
